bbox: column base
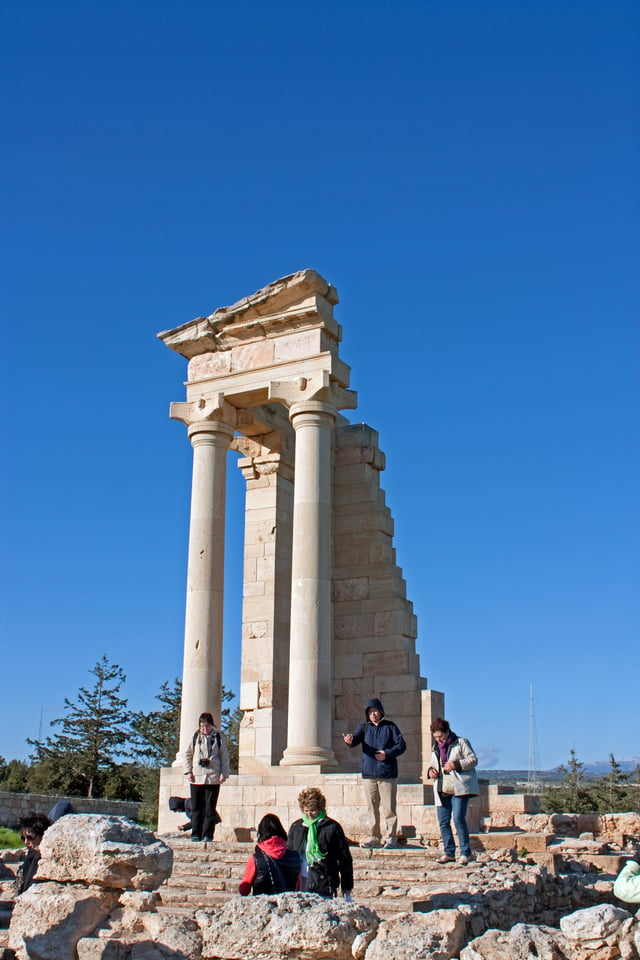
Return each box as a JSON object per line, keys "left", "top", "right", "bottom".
{"left": 280, "top": 745, "right": 337, "bottom": 767}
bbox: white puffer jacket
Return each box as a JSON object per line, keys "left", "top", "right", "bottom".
{"left": 430, "top": 734, "right": 479, "bottom": 805}
{"left": 183, "top": 729, "right": 230, "bottom": 785}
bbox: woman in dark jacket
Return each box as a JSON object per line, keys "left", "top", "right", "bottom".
{"left": 17, "top": 814, "right": 51, "bottom": 893}
{"left": 239, "top": 814, "right": 302, "bottom": 895}
{"left": 287, "top": 787, "right": 353, "bottom": 899}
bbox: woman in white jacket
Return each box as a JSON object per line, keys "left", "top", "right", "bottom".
{"left": 427, "top": 718, "right": 479, "bottom": 865}
{"left": 183, "top": 712, "right": 229, "bottom": 842}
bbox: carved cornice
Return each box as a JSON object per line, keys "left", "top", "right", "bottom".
{"left": 158, "top": 269, "right": 340, "bottom": 360}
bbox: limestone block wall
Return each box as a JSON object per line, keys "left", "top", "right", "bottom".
{"left": 238, "top": 453, "right": 294, "bottom": 771}
{"left": 331, "top": 422, "right": 428, "bottom": 780}
{"left": 158, "top": 766, "right": 436, "bottom": 842}
{"left": 0, "top": 791, "right": 143, "bottom": 829}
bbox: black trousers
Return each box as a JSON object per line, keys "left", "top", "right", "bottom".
{"left": 190, "top": 783, "right": 220, "bottom": 840}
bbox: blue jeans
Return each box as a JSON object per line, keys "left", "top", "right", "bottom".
{"left": 437, "top": 795, "right": 471, "bottom": 858}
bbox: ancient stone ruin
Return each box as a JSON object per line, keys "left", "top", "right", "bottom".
{"left": 4, "top": 812, "right": 640, "bottom": 960}
{"left": 157, "top": 270, "right": 443, "bottom": 836}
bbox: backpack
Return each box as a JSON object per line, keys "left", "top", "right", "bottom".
{"left": 192, "top": 729, "right": 221, "bottom": 751}
{"left": 307, "top": 859, "right": 334, "bottom": 897}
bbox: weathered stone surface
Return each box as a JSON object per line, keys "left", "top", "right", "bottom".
{"left": 9, "top": 880, "right": 118, "bottom": 960}
{"left": 559, "top": 904, "right": 631, "bottom": 941}
{"left": 460, "top": 923, "right": 569, "bottom": 959}
{"left": 196, "top": 892, "right": 378, "bottom": 960}
{"left": 364, "top": 909, "right": 467, "bottom": 960}
{"left": 37, "top": 815, "right": 172, "bottom": 890}
{"left": 119, "top": 891, "right": 159, "bottom": 912}
{"left": 597, "top": 814, "right": 640, "bottom": 844}
{"left": 139, "top": 911, "right": 202, "bottom": 959}
{"left": 77, "top": 939, "right": 131, "bottom": 960}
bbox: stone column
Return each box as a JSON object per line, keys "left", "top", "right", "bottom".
{"left": 170, "top": 398, "right": 235, "bottom": 757}
{"left": 280, "top": 400, "right": 337, "bottom": 766}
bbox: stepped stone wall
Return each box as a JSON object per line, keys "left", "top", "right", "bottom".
{"left": 0, "top": 792, "right": 143, "bottom": 829}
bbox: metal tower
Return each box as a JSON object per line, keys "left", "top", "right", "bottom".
{"left": 527, "top": 683, "right": 540, "bottom": 794}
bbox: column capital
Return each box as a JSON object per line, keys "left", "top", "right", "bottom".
{"left": 170, "top": 395, "right": 236, "bottom": 445}
{"left": 268, "top": 372, "right": 357, "bottom": 417}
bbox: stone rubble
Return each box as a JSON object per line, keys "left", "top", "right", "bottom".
{"left": 2, "top": 813, "right": 640, "bottom": 960}
{"left": 196, "top": 892, "right": 378, "bottom": 960}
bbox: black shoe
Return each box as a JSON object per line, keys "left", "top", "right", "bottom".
{"left": 202, "top": 835, "right": 213, "bottom": 842}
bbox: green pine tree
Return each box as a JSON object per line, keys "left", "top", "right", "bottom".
{"left": 28, "top": 655, "right": 131, "bottom": 798}
{"left": 593, "top": 753, "right": 630, "bottom": 812}
{"left": 130, "top": 678, "right": 182, "bottom": 767}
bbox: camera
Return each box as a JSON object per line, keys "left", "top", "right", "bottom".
{"left": 198, "top": 759, "right": 210, "bottom": 768}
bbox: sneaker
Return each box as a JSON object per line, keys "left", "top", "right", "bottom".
{"left": 202, "top": 836, "right": 213, "bottom": 843}
{"left": 458, "top": 855, "right": 471, "bottom": 865}
{"left": 359, "top": 839, "right": 382, "bottom": 849}
{"left": 437, "top": 854, "right": 455, "bottom": 863}
{"left": 190, "top": 836, "right": 201, "bottom": 842}
{"left": 384, "top": 838, "right": 398, "bottom": 849}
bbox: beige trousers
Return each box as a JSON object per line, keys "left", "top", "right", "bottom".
{"left": 363, "top": 777, "right": 398, "bottom": 842}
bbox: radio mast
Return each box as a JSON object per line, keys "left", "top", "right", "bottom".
{"left": 527, "top": 684, "right": 540, "bottom": 794}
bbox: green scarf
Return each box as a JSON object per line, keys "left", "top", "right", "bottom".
{"left": 302, "top": 810, "right": 327, "bottom": 866}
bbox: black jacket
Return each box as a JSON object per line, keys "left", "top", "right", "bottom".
{"left": 287, "top": 817, "right": 353, "bottom": 895}
{"left": 17, "top": 849, "right": 40, "bottom": 894}
{"left": 348, "top": 698, "right": 406, "bottom": 779}
{"left": 252, "top": 846, "right": 301, "bottom": 894}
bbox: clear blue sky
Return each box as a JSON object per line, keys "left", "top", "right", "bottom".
{"left": 1, "top": 0, "right": 638, "bottom": 771}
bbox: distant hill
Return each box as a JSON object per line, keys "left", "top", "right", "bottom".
{"left": 478, "top": 769, "right": 560, "bottom": 785}
{"left": 583, "top": 758, "right": 640, "bottom": 775}
{"left": 479, "top": 758, "right": 640, "bottom": 785}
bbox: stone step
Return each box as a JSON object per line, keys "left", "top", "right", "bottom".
{"left": 471, "top": 832, "right": 551, "bottom": 852}
{"left": 156, "top": 885, "right": 418, "bottom": 921}
{"left": 159, "top": 837, "right": 481, "bottom": 926}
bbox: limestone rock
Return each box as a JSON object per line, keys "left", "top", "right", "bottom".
{"left": 197, "top": 892, "right": 378, "bottom": 960}
{"left": 559, "top": 904, "right": 631, "bottom": 941}
{"left": 598, "top": 813, "right": 640, "bottom": 845}
{"left": 352, "top": 929, "right": 377, "bottom": 960}
{"left": 119, "top": 891, "right": 159, "bottom": 912}
{"left": 460, "top": 923, "right": 569, "bottom": 960}
{"left": 616, "top": 918, "right": 639, "bottom": 960}
{"left": 515, "top": 814, "right": 552, "bottom": 833}
{"left": 364, "top": 909, "right": 467, "bottom": 960}
{"left": 37, "top": 814, "right": 172, "bottom": 890}
{"left": 77, "top": 939, "right": 131, "bottom": 960}
{"left": 139, "top": 911, "right": 202, "bottom": 959}
{"left": 9, "top": 880, "right": 118, "bottom": 960}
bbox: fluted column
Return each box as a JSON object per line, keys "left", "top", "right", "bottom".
{"left": 170, "top": 398, "right": 235, "bottom": 757}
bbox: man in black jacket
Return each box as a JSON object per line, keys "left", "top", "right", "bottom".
{"left": 343, "top": 697, "right": 406, "bottom": 849}
{"left": 287, "top": 787, "right": 353, "bottom": 899}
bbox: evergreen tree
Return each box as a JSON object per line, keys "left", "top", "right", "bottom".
{"left": 131, "top": 678, "right": 182, "bottom": 767}
{"left": 540, "top": 749, "right": 597, "bottom": 814}
{"left": 28, "top": 655, "right": 131, "bottom": 798}
{"left": 0, "top": 757, "right": 29, "bottom": 793}
{"left": 593, "top": 754, "right": 630, "bottom": 812}
{"left": 221, "top": 702, "right": 242, "bottom": 773}
{"left": 131, "top": 679, "right": 240, "bottom": 771}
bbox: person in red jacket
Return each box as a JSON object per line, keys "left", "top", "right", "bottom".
{"left": 239, "top": 814, "right": 302, "bottom": 895}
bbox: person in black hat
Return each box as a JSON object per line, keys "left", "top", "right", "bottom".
{"left": 343, "top": 698, "right": 406, "bottom": 849}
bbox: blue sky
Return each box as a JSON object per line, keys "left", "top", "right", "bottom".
{"left": 1, "top": 0, "right": 638, "bottom": 771}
